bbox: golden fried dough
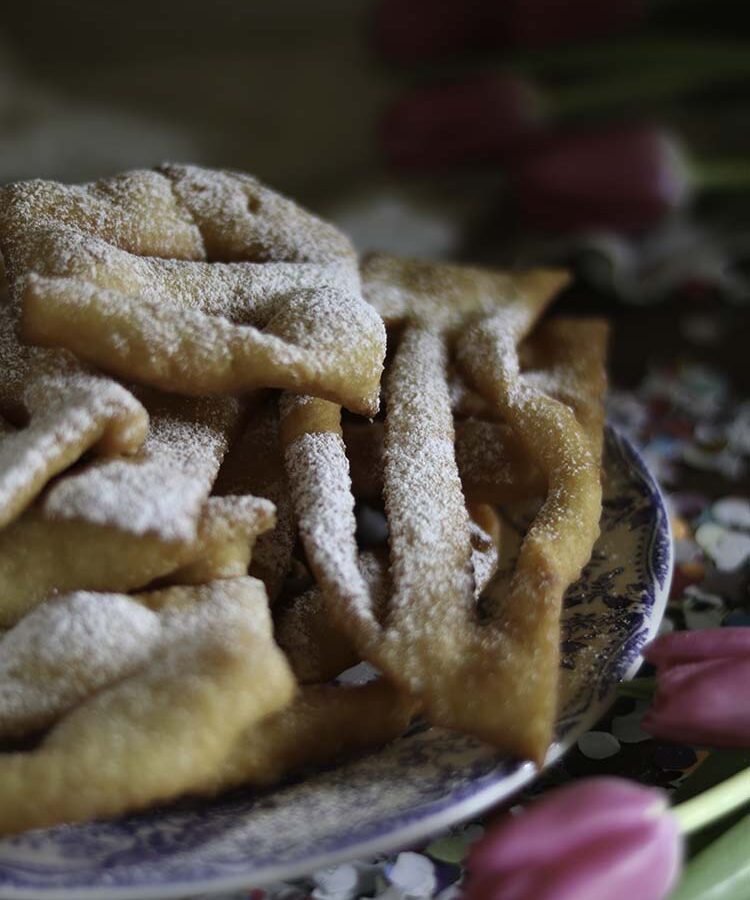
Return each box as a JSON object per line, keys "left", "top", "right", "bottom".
{"left": 0, "top": 578, "right": 295, "bottom": 834}
{"left": 42, "top": 389, "right": 240, "bottom": 543}
{"left": 2, "top": 166, "right": 385, "bottom": 415}
{"left": 276, "top": 504, "right": 501, "bottom": 685}
{"left": 214, "top": 398, "right": 294, "bottom": 601}
{"left": 362, "top": 252, "right": 569, "bottom": 334}
{"left": 343, "top": 418, "right": 545, "bottom": 505}
{"left": 335, "top": 259, "right": 569, "bottom": 761}
{"left": 280, "top": 394, "right": 381, "bottom": 659}
{"left": 454, "top": 315, "right": 607, "bottom": 760}
{"left": 0, "top": 495, "right": 274, "bottom": 627}
{"left": 167, "top": 495, "right": 276, "bottom": 585}
{"left": 200, "top": 681, "right": 418, "bottom": 792}
{"left": 0, "top": 160, "right": 611, "bottom": 834}
{"left": 0, "top": 591, "right": 161, "bottom": 738}
{"left": 0, "top": 304, "right": 147, "bottom": 529}
{"left": 275, "top": 551, "right": 390, "bottom": 684}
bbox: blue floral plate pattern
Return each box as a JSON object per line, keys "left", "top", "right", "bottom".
{"left": 0, "top": 427, "right": 671, "bottom": 900}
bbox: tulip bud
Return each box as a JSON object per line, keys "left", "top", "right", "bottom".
{"left": 509, "top": 124, "right": 692, "bottom": 233}
{"left": 642, "top": 628, "right": 750, "bottom": 748}
{"left": 381, "top": 73, "right": 541, "bottom": 170}
{"left": 465, "top": 777, "right": 681, "bottom": 900}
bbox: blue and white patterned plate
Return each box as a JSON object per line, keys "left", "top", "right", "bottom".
{"left": 0, "top": 428, "right": 671, "bottom": 900}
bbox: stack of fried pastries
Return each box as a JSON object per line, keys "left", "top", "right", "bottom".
{"left": 0, "top": 165, "right": 607, "bottom": 835}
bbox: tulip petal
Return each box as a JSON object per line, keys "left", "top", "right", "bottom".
{"left": 644, "top": 628, "right": 750, "bottom": 667}
{"left": 466, "top": 779, "right": 681, "bottom": 900}
{"left": 468, "top": 778, "right": 668, "bottom": 873}
{"left": 643, "top": 659, "right": 750, "bottom": 748}
{"left": 510, "top": 125, "right": 690, "bottom": 233}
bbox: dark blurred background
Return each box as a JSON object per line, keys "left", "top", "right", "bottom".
{"left": 1, "top": 0, "right": 749, "bottom": 396}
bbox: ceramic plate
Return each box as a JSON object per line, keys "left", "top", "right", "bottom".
{"left": 0, "top": 428, "right": 671, "bottom": 900}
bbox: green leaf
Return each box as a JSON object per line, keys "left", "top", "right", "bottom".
{"left": 425, "top": 835, "right": 469, "bottom": 864}
{"left": 617, "top": 676, "right": 656, "bottom": 700}
{"left": 672, "top": 751, "right": 750, "bottom": 856}
{"left": 673, "top": 751, "right": 750, "bottom": 804}
{"left": 669, "top": 812, "right": 750, "bottom": 900}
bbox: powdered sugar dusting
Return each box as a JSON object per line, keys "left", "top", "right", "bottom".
{"left": 0, "top": 591, "right": 160, "bottom": 737}
{"left": 285, "top": 431, "right": 378, "bottom": 639}
{"left": 161, "top": 164, "right": 355, "bottom": 265}
{"left": 0, "top": 169, "right": 205, "bottom": 293}
{"left": 381, "top": 326, "right": 476, "bottom": 684}
{"left": 4, "top": 165, "right": 385, "bottom": 415}
{"left": 43, "top": 393, "right": 239, "bottom": 542}
{"left": 362, "top": 254, "right": 519, "bottom": 334}
{"left": 0, "top": 303, "right": 147, "bottom": 528}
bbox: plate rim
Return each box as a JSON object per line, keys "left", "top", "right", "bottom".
{"left": 0, "top": 427, "right": 673, "bottom": 900}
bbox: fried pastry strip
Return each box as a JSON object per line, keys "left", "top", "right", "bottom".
{"left": 362, "top": 253, "right": 568, "bottom": 335}
{"left": 0, "top": 495, "right": 275, "bottom": 627}
{"left": 199, "top": 681, "right": 418, "bottom": 793}
{"left": 0, "top": 578, "right": 295, "bottom": 834}
{"left": 3, "top": 166, "right": 385, "bottom": 414}
{"left": 360, "top": 259, "right": 568, "bottom": 760}
{"left": 280, "top": 394, "right": 380, "bottom": 656}
{"left": 343, "top": 418, "right": 545, "bottom": 504}
{"left": 42, "top": 389, "right": 240, "bottom": 543}
{"left": 276, "top": 505, "right": 501, "bottom": 684}
{"left": 374, "top": 324, "right": 478, "bottom": 709}
{"left": 453, "top": 316, "right": 607, "bottom": 760}
{"left": 0, "top": 591, "right": 162, "bottom": 738}
{"left": 214, "top": 398, "right": 294, "bottom": 602}
{"left": 0, "top": 305, "right": 147, "bottom": 529}
{"left": 167, "top": 495, "right": 276, "bottom": 585}
{"left": 275, "top": 551, "right": 389, "bottom": 684}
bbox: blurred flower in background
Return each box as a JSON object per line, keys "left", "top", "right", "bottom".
{"left": 371, "top": 0, "right": 750, "bottom": 303}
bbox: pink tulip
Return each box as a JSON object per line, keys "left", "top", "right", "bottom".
{"left": 509, "top": 124, "right": 692, "bottom": 233}
{"left": 465, "top": 777, "right": 681, "bottom": 900}
{"left": 381, "top": 73, "right": 541, "bottom": 170}
{"left": 642, "top": 628, "right": 750, "bottom": 748}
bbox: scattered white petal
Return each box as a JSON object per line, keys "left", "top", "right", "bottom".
{"left": 577, "top": 731, "right": 621, "bottom": 759}
{"left": 312, "top": 863, "right": 360, "bottom": 900}
{"left": 385, "top": 852, "right": 437, "bottom": 899}
{"left": 696, "top": 523, "right": 750, "bottom": 571}
{"left": 335, "top": 661, "right": 380, "bottom": 686}
{"left": 712, "top": 497, "right": 750, "bottom": 531}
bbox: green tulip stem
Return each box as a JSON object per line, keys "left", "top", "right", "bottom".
{"left": 618, "top": 677, "right": 657, "bottom": 700}
{"left": 691, "top": 161, "right": 750, "bottom": 192}
{"left": 673, "top": 767, "right": 750, "bottom": 835}
{"left": 548, "top": 58, "right": 750, "bottom": 119}
{"left": 511, "top": 38, "right": 750, "bottom": 78}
